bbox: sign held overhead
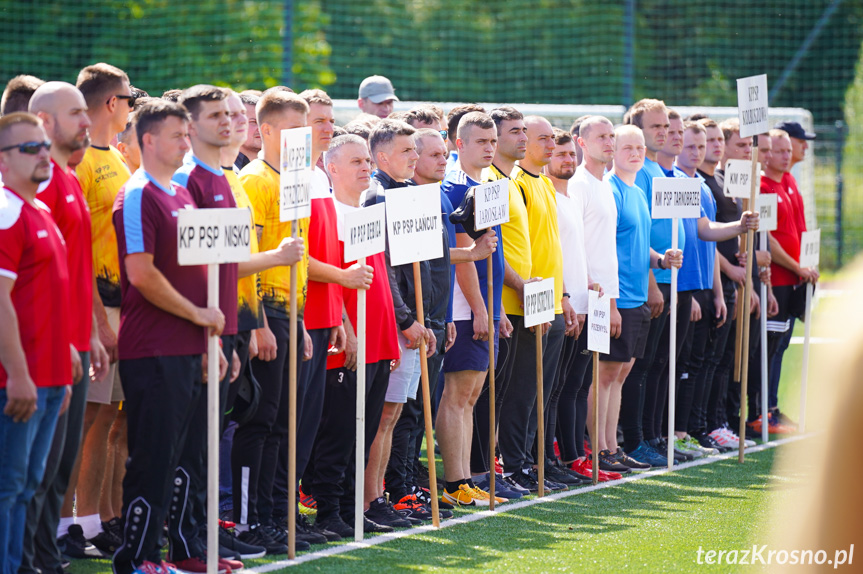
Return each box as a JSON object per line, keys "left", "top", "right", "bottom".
{"left": 737, "top": 74, "right": 769, "bottom": 138}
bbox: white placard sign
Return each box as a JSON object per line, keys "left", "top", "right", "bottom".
{"left": 723, "top": 159, "right": 761, "bottom": 199}
{"left": 755, "top": 194, "right": 777, "bottom": 232}
{"left": 279, "top": 127, "right": 313, "bottom": 222}
{"left": 799, "top": 229, "right": 821, "bottom": 269}
{"left": 473, "top": 180, "right": 510, "bottom": 230}
{"left": 178, "top": 208, "right": 252, "bottom": 265}
{"left": 737, "top": 74, "right": 769, "bottom": 138}
{"left": 343, "top": 203, "right": 386, "bottom": 262}
{"left": 651, "top": 177, "right": 702, "bottom": 220}
{"left": 587, "top": 290, "right": 610, "bottom": 355}
{"left": 384, "top": 183, "right": 444, "bottom": 266}
{"left": 523, "top": 278, "right": 556, "bottom": 328}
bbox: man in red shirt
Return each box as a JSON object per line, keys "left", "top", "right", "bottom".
{"left": 22, "top": 81, "right": 111, "bottom": 574}
{"left": 306, "top": 134, "right": 401, "bottom": 537}
{"left": 0, "top": 112, "right": 72, "bottom": 573}
{"left": 112, "top": 100, "right": 226, "bottom": 574}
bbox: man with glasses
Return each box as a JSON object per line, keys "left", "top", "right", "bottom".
{"left": 0, "top": 112, "right": 72, "bottom": 573}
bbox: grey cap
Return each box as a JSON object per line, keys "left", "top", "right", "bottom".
{"left": 358, "top": 75, "right": 399, "bottom": 104}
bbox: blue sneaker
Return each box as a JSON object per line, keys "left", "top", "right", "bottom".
{"left": 473, "top": 473, "right": 524, "bottom": 499}
{"left": 627, "top": 441, "right": 669, "bottom": 468}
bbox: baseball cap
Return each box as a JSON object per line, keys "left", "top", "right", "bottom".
{"left": 775, "top": 121, "right": 816, "bottom": 141}
{"left": 358, "top": 75, "right": 399, "bottom": 104}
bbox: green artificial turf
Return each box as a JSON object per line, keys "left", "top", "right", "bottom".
{"left": 67, "top": 445, "right": 808, "bottom": 574}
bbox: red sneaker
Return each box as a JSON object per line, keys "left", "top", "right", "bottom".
{"left": 171, "top": 557, "right": 227, "bottom": 574}
{"left": 494, "top": 456, "right": 504, "bottom": 475}
{"left": 571, "top": 458, "right": 622, "bottom": 482}
{"left": 583, "top": 440, "right": 592, "bottom": 457}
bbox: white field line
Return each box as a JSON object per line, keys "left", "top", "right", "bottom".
{"left": 243, "top": 433, "right": 811, "bottom": 572}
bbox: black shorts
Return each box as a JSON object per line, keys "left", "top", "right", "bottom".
{"left": 767, "top": 284, "right": 795, "bottom": 333}
{"left": 601, "top": 303, "right": 651, "bottom": 363}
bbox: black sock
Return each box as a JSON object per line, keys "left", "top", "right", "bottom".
{"left": 445, "top": 479, "right": 465, "bottom": 492}
{"left": 466, "top": 478, "right": 475, "bottom": 488}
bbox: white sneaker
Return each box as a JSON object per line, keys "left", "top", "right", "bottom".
{"left": 720, "top": 427, "right": 749, "bottom": 449}
{"left": 709, "top": 428, "right": 738, "bottom": 449}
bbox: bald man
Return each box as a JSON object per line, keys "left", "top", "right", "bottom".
{"left": 22, "top": 83, "right": 111, "bottom": 572}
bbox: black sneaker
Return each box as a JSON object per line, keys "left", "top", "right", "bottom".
{"left": 696, "top": 432, "right": 730, "bottom": 453}
{"left": 219, "top": 525, "right": 266, "bottom": 559}
{"left": 58, "top": 525, "right": 106, "bottom": 559}
{"left": 501, "top": 473, "right": 531, "bottom": 495}
{"left": 505, "top": 469, "right": 539, "bottom": 493}
{"left": 363, "top": 517, "right": 394, "bottom": 533}
{"left": 308, "top": 517, "right": 341, "bottom": 542}
{"left": 651, "top": 438, "right": 691, "bottom": 462}
{"left": 526, "top": 468, "right": 567, "bottom": 491}
{"left": 544, "top": 459, "right": 586, "bottom": 485}
{"left": 412, "top": 485, "right": 453, "bottom": 510}
{"left": 315, "top": 515, "right": 354, "bottom": 539}
{"left": 294, "top": 515, "right": 328, "bottom": 545}
{"left": 365, "top": 497, "right": 413, "bottom": 528}
{"left": 613, "top": 448, "right": 650, "bottom": 470}
{"left": 237, "top": 524, "right": 288, "bottom": 555}
{"left": 261, "top": 523, "right": 311, "bottom": 552}
{"left": 104, "top": 517, "right": 123, "bottom": 542}
{"left": 414, "top": 461, "right": 430, "bottom": 489}
{"left": 89, "top": 524, "right": 123, "bottom": 554}
{"left": 598, "top": 449, "right": 631, "bottom": 474}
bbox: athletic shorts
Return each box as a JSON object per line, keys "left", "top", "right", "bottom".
{"left": 442, "top": 319, "right": 499, "bottom": 373}
{"left": 385, "top": 332, "right": 421, "bottom": 403}
{"left": 767, "top": 284, "right": 795, "bottom": 334}
{"left": 601, "top": 303, "right": 651, "bottom": 363}
{"left": 88, "top": 305, "right": 125, "bottom": 404}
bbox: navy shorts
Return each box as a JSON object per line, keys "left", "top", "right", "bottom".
{"left": 443, "top": 319, "right": 500, "bottom": 373}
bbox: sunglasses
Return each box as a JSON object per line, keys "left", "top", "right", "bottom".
{"left": 114, "top": 94, "right": 137, "bottom": 108}
{"left": 439, "top": 130, "right": 448, "bottom": 139}
{"left": 0, "top": 140, "right": 52, "bottom": 155}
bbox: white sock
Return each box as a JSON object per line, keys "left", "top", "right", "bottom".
{"left": 57, "top": 516, "right": 76, "bottom": 538}
{"left": 78, "top": 514, "right": 103, "bottom": 539}
{"left": 234, "top": 523, "right": 250, "bottom": 533}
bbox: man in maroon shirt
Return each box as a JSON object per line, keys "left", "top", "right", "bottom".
{"left": 112, "top": 100, "right": 226, "bottom": 574}
{"left": 0, "top": 112, "right": 72, "bottom": 573}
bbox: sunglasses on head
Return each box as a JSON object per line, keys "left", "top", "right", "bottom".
{"left": 0, "top": 140, "right": 52, "bottom": 155}
{"left": 113, "top": 94, "right": 137, "bottom": 108}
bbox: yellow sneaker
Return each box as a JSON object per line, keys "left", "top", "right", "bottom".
{"left": 443, "top": 484, "right": 480, "bottom": 506}
{"left": 471, "top": 486, "right": 506, "bottom": 505}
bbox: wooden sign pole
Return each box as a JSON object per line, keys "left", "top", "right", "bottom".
{"left": 738, "top": 139, "right": 759, "bottom": 463}
{"left": 413, "top": 262, "right": 440, "bottom": 527}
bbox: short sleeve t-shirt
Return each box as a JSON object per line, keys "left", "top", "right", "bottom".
{"left": 636, "top": 157, "right": 685, "bottom": 283}
{"left": 327, "top": 200, "right": 399, "bottom": 369}
{"left": 224, "top": 168, "right": 264, "bottom": 332}
{"left": 555, "top": 191, "right": 589, "bottom": 313}
{"left": 442, "top": 169, "right": 504, "bottom": 321}
{"left": 432, "top": 189, "right": 455, "bottom": 328}
{"left": 512, "top": 165, "right": 564, "bottom": 314}
{"left": 761, "top": 175, "right": 800, "bottom": 287}
{"left": 38, "top": 160, "right": 93, "bottom": 351}
{"left": 782, "top": 171, "right": 807, "bottom": 234}
{"left": 672, "top": 167, "right": 708, "bottom": 292}
{"left": 305, "top": 167, "right": 342, "bottom": 330}
{"left": 700, "top": 168, "right": 741, "bottom": 268}
{"left": 77, "top": 145, "right": 131, "bottom": 307}
{"left": 694, "top": 178, "right": 718, "bottom": 291}
{"left": 483, "top": 164, "right": 531, "bottom": 317}
{"left": 240, "top": 158, "right": 310, "bottom": 319}
{"left": 570, "top": 164, "right": 619, "bottom": 299}
{"left": 173, "top": 155, "right": 239, "bottom": 335}
{"left": 112, "top": 170, "right": 207, "bottom": 359}
{"left": 0, "top": 187, "right": 70, "bottom": 388}
{"left": 608, "top": 173, "right": 651, "bottom": 309}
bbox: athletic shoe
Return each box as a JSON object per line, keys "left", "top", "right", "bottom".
{"left": 612, "top": 448, "right": 651, "bottom": 470}
{"left": 298, "top": 486, "right": 317, "bottom": 515}
{"left": 553, "top": 460, "right": 592, "bottom": 485}
{"left": 411, "top": 485, "right": 455, "bottom": 511}
{"left": 104, "top": 517, "right": 123, "bottom": 542}
{"left": 171, "top": 556, "right": 227, "bottom": 574}
{"left": 393, "top": 496, "right": 435, "bottom": 522}
{"left": 652, "top": 438, "right": 692, "bottom": 462}
{"left": 473, "top": 473, "right": 524, "bottom": 499}
{"left": 363, "top": 517, "right": 394, "bottom": 533}
{"left": 443, "top": 484, "right": 487, "bottom": 506}
{"left": 570, "top": 457, "right": 623, "bottom": 482}
{"left": 470, "top": 485, "right": 506, "bottom": 504}
{"left": 772, "top": 408, "right": 798, "bottom": 430}
{"left": 58, "top": 524, "right": 106, "bottom": 559}
{"left": 365, "top": 497, "right": 414, "bottom": 527}
{"left": 720, "top": 425, "right": 755, "bottom": 447}
{"left": 544, "top": 458, "right": 588, "bottom": 484}
{"left": 132, "top": 562, "right": 179, "bottom": 574}
{"left": 682, "top": 435, "right": 717, "bottom": 456}
{"left": 626, "top": 442, "right": 668, "bottom": 468}
{"left": 708, "top": 427, "right": 737, "bottom": 450}
{"left": 90, "top": 522, "right": 123, "bottom": 554}
{"left": 696, "top": 432, "right": 728, "bottom": 453}
{"left": 583, "top": 439, "right": 592, "bottom": 457}
{"left": 501, "top": 473, "right": 531, "bottom": 495}
{"left": 504, "top": 469, "right": 539, "bottom": 493}
{"left": 766, "top": 413, "right": 796, "bottom": 434}
{"left": 494, "top": 458, "right": 504, "bottom": 475}
{"left": 315, "top": 515, "right": 354, "bottom": 538}
{"left": 237, "top": 524, "right": 288, "bottom": 555}
{"left": 525, "top": 468, "right": 567, "bottom": 491}
{"left": 673, "top": 438, "right": 704, "bottom": 459}
{"left": 295, "top": 515, "right": 329, "bottom": 545}
{"left": 218, "top": 525, "right": 266, "bottom": 559}
{"left": 598, "top": 449, "right": 631, "bottom": 473}
{"left": 260, "top": 523, "right": 311, "bottom": 552}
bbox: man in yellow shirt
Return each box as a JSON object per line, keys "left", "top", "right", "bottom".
{"left": 233, "top": 90, "right": 311, "bottom": 554}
